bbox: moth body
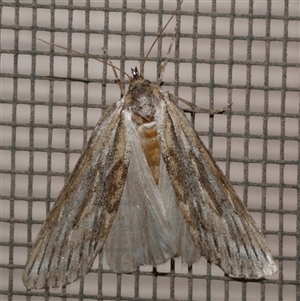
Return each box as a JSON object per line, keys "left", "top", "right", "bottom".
{"left": 127, "top": 77, "right": 162, "bottom": 184}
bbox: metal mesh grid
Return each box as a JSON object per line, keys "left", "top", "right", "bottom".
{"left": 1, "top": 0, "right": 299, "bottom": 300}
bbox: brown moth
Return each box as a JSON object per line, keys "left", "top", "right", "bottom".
{"left": 23, "top": 4, "right": 277, "bottom": 290}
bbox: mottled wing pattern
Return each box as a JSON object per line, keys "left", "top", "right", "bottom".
{"left": 158, "top": 161, "right": 202, "bottom": 266}
{"left": 156, "top": 94, "right": 277, "bottom": 278}
{"left": 23, "top": 100, "right": 131, "bottom": 289}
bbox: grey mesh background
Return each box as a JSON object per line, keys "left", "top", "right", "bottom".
{"left": 1, "top": 0, "right": 299, "bottom": 300}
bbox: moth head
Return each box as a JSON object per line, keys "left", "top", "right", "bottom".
{"left": 130, "top": 67, "right": 143, "bottom": 81}
{"left": 128, "top": 67, "right": 151, "bottom": 90}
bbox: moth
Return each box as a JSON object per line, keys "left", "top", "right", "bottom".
{"left": 23, "top": 6, "right": 277, "bottom": 290}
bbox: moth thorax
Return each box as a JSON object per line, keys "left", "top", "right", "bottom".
{"left": 136, "top": 121, "right": 161, "bottom": 185}
{"left": 126, "top": 80, "right": 160, "bottom": 122}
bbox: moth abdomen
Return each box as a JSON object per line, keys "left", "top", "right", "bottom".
{"left": 136, "top": 121, "right": 161, "bottom": 184}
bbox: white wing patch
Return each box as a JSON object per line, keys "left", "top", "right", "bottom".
{"left": 104, "top": 109, "right": 200, "bottom": 272}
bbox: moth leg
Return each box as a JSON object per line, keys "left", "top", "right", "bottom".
{"left": 169, "top": 94, "right": 233, "bottom": 115}
{"left": 102, "top": 48, "right": 125, "bottom": 96}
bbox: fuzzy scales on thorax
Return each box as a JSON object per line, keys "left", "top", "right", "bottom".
{"left": 125, "top": 78, "right": 162, "bottom": 184}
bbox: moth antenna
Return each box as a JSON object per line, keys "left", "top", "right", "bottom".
{"left": 157, "top": 17, "right": 179, "bottom": 86}
{"left": 37, "top": 38, "right": 131, "bottom": 81}
{"left": 140, "top": 0, "right": 183, "bottom": 76}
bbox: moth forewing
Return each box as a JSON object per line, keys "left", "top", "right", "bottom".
{"left": 23, "top": 101, "right": 132, "bottom": 289}
{"left": 156, "top": 95, "right": 277, "bottom": 278}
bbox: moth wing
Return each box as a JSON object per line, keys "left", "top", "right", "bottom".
{"left": 23, "top": 100, "right": 131, "bottom": 289}
{"left": 158, "top": 157, "right": 202, "bottom": 265}
{"left": 104, "top": 115, "right": 178, "bottom": 272}
{"left": 156, "top": 95, "right": 277, "bottom": 278}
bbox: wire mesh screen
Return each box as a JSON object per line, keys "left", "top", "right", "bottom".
{"left": 1, "top": 0, "right": 299, "bottom": 300}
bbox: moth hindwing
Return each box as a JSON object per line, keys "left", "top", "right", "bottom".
{"left": 23, "top": 4, "right": 277, "bottom": 290}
